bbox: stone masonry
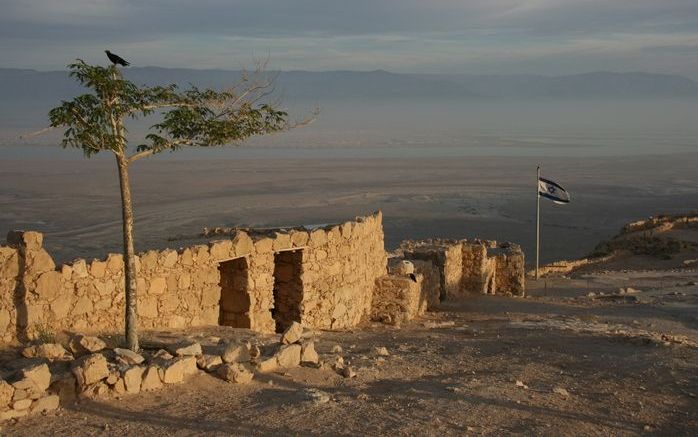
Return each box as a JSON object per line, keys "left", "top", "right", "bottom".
{"left": 0, "top": 213, "right": 386, "bottom": 343}
{"left": 0, "top": 212, "right": 525, "bottom": 345}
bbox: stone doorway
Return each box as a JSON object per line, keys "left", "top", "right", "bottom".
{"left": 272, "top": 250, "right": 303, "bottom": 333}
{"left": 218, "top": 257, "right": 251, "bottom": 328}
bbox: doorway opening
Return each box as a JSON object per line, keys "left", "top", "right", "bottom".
{"left": 272, "top": 250, "right": 303, "bottom": 333}
{"left": 218, "top": 257, "right": 251, "bottom": 328}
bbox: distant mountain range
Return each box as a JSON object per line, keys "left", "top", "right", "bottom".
{"left": 2, "top": 67, "right": 698, "bottom": 104}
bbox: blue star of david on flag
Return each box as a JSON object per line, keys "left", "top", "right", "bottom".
{"left": 538, "top": 177, "right": 570, "bottom": 204}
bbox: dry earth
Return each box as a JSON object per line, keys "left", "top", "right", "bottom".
{"left": 2, "top": 265, "right": 697, "bottom": 436}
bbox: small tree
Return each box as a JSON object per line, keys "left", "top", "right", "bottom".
{"left": 49, "top": 59, "right": 295, "bottom": 351}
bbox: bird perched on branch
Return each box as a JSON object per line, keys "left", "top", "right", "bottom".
{"left": 105, "top": 50, "right": 130, "bottom": 67}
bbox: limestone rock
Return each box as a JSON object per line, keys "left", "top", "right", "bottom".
{"left": 72, "top": 354, "right": 109, "bottom": 388}
{"left": 197, "top": 354, "right": 223, "bottom": 371}
{"left": 69, "top": 335, "right": 106, "bottom": 355}
{"left": 275, "top": 344, "right": 301, "bottom": 368}
{"left": 0, "top": 408, "right": 28, "bottom": 421}
{"left": 22, "top": 343, "right": 69, "bottom": 360}
{"left": 122, "top": 366, "right": 144, "bottom": 394}
{"left": 221, "top": 344, "right": 250, "bottom": 364}
{"left": 106, "top": 369, "right": 119, "bottom": 386}
{"left": 31, "top": 394, "right": 60, "bottom": 413}
{"left": 169, "top": 341, "right": 202, "bottom": 357}
{"left": 256, "top": 357, "right": 279, "bottom": 373}
{"left": 12, "top": 398, "right": 33, "bottom": 411}
{"left": 112, "top": 378, "right": 126, "bottom": 395}
{"left": 161, "top": 357, "right": 196, "bottom": 384}
{"left": 12, "top": 363, "right": 51, "bottom": 395}
{"left": 280, "top": 322, "right": 303, "bottom": 345}
{"left": 300, "top": 341, "right": 319, "bottom": 365}
{"left": 140, "top": 366, "right": 163, "bottom": 392}
{"left": 0, "top": 380, "right": 14, "bottom": 409}
{"left": 216, "top": 363, "right": 254, "bottom": 384}
{"left": 49, "top": 373, "right": 77, "bottom": 405}
{"left": 152, "top": 349, "right": 174, "bottom": 360}
{"left": 374, "top": 346, "right": 390, "bottom": 356}
{"left": 114, "top": 348, "right": 145, "bottom": 365}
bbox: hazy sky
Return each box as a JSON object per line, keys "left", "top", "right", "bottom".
{"left": 2, "top": 0, "right": 698, "bottom": 77}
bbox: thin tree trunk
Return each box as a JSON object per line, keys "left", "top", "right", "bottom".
{"left": 115, "top": 153, "right": 139, "bottom": 351}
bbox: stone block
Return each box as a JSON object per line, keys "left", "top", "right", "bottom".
{"left": 275, "top": 344, "right": 301, "bottom": 368}
{"left": 256, "top": 357, "right": 278, "bottom": 373}
{"left": 71, "top": 296, "right": 93, "bottom": 316}
{"left": 169, "top": 341, "right": 202, "bottom": 357}
{"left": 122, "top": 366, "right": 144, "bottom": 394}
{"left": 69, "top": 335, "right": 106, "bottom": 355}
{"left": 148, "top": 277, "right": 167, "bottom": 295}
{"left": 197, "top": 354, "right": 223, "bottom": 371}
{"left": 0, "top": 380, "right": 14, "bottom": 409}
{"left": 90, "top": 260, "right": 107, "bottom": 278}
{"left": 0, "top": 408, "right": 28, "bottom": 421}
{"left": 13, "top": 363, "right": 51, "bottom": 394}
{"left": 31, "top": 394, "right": 60, "bottom": 413}
{"left": 138, "top": 296, "right": 159, "bottom": 318}
{"left": 71, "top": 259, "right": 88, "bottom": 278}
{"left": 140, "top": 366, "right": 163, "bottom": 391}
{"left": 217, "top": 363, "right": 254, "bottom": 384}
{"left": 221, "top": 344, "right": 250, "bottom": 364}
{"left": 72, "top": 354, "right": 109, "bottom": 388}
{"left": 31, "top": 249, "right": 55, "bottom": 274}
{"left": 232, "top": 232, "right": 254, "bottom": 256}
{"left": 290, "top": 230, "right": 309, "bottom": 246}
{"left": 34, "top": 270, "right": 62, "bottom": 300}
{"left": 309, "top": 229, "right": 327, "bottom": 246}
{"left": 280, "top": 321, "right": 303, "bottom": 345}
{"left": 21, "top": 343, "right": 69, "bottom": 360}
{"left": 254, "top": 238, "right": 274, "bottom": 254}
{"left": 160, "top": 249, "right": 178, "bottom": 268}
{"left": 114, "top": 348, "right": 145, "bottom": 365}
{"left": 300, "top": 341, "right": 319, "bottom": 365}
{"left": 106, "top": 253, "right": 124, "bottom": 272}
{"left": 209, "top": 240, "right": 233, "bottom": 260}
{"left": 12, "top": 398, "right": 32, "bottom": 411}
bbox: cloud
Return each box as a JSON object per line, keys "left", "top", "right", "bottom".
{"left": 1, "top": 0, "right": 698, "bottom": 77}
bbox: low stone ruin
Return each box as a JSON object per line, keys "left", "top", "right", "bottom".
{"left": 370, "top": 238, "right": 525, "bottom": 324}
{"left": 0, "top": 322, "right": 358, "bottom": 421}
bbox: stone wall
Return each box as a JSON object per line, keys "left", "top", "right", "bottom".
{"left": 0, "top": 246, "right": 20, "bottom": 344}
{"left": 399, "top": 238, "right": 525, "bottom": 300}
{"left": 0, "top": 213, "right": 387, "bottom": 344}
{"left": 371, "top": 274, "right": 425, "bottom": 325}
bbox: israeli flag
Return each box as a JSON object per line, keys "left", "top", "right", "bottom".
{"left": 538, "top": 177, "right": 570, "bottom": 204}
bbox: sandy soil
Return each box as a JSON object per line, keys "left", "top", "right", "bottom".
{"left": 2, "top": 264, "right": 697, "bottom": 436}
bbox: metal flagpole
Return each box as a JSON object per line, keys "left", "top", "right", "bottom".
{"left": 536, "top": 165, "right": 541, "bottom": 280}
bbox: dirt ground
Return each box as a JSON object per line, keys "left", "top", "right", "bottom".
{"left": 2, "top": 265, "right": 697, "bottom": 436}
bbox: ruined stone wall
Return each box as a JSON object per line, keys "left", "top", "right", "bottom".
{"left": 490, "top": 245, "right": 525, "bottom": 296}
{"left": 371, "top": 275, "right": 424, "bottom": 325}
{"left": 0, "top": 213, "right": 386, "bottom": 344}
{"left": 410, "top": 260, "right": 440, "bottom": 310}
{"left": 298, "top": 213, "right": 387, "bottom": 330}
{"left": 399, "top": 238, "right": 525, "bottom": 300}
{"left": 0, "top": 246, "right": 20, "bottom": 343}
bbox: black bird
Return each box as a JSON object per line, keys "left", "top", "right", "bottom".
{"left": 105, "top": 50, "right": 130, "bottom": 67}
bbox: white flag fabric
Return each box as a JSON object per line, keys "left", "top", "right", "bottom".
{"left": 538, "top": 177, "right": 570, "bottom": 204}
